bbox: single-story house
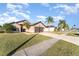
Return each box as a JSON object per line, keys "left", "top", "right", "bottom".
{"left": 11, "top": 20, "right": 55, "bottom": 33}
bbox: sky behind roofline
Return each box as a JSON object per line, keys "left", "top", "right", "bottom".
{"left": 0, "top": 3, "right": 79, "bottom": 28}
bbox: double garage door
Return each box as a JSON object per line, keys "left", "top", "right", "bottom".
{"left": 35, "top": 27, "right": 44, "bottom": 33}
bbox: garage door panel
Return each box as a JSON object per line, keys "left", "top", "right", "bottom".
{"left": 35, "top": 27, "right": 44, "bottom": 32}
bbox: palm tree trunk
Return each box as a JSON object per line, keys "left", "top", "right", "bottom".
{"left": 48, "top": 24, "right": 50, "bottom": 32}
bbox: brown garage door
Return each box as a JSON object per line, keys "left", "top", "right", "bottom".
{"left": 35, "top": 27, "right": 44, "bottom": 33}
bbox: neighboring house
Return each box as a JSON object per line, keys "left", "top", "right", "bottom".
{"left": 11, "top": 20, "right": 55, "bottom": 33}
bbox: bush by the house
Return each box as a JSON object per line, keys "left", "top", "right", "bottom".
{"left": 0, "top": 25, "right": 4, "bottom": 33}
{"left": 0, "top": 31, "right": 5, "bottom": 33}
{"left": 3, "top": 23, "right": 16, "bottom": 33}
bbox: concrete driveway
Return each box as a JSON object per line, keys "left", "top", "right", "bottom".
{"left": 40, "top": 32, "right": 79, "bottom": 46}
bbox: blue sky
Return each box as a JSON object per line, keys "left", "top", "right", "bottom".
{"left": 0, "top": 3, "right": 79, "bottom": 28}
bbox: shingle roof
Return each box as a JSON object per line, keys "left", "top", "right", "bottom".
{"left": 11, "top": 20, "right": 55, "bottom": 28}
{"left": 10, "top": 20, "right": 31, "bottom": 24}
{"left": 31, "top": 21, "right": 46, "bottom": 27}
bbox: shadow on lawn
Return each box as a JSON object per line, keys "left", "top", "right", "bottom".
{"left": 7, "top": 34, "right": 38, "bottom": 56}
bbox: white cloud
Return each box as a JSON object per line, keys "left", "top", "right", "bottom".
{"left": 7, "top": 3, "right": 16, "bottom": 10}
{"left": 0, "top": 16, "right": 19, "bottom": 25}
{"left": 75, "top": 4, "right": 79, "bottom": 8}
{"left": 41, "top": 3, "right": 50, "bottom": 7}
{"left": 37, "top": 16, "right": 46, "bottom": 21}
{"left": 7, "top": 3, "right": 23, "bottom": 11}
{"left": 18, "top": 12, "right": 30, "bottom": 19}
{"left": 37, "top": 15, "right": 64, "bottom": 22}
{"left": 11, "top": 9, "right": 30, "bottom": 19}
{"left": 0, "top": 12, "right": 19, "bottom": 25}
{"left": 41, "top": 3, "right": 53, "bottom": 12}
{"left": 7, "top": 3, "right": 31, "bottom": 19}
{"left": 21, "top": 3, "right": 29, "bottom": 6}
{"left": 53, "top": 16, "right": 65, "bottom": 21}
{"left": 26, "top": 10, "right": 31, "bottom": 14}
{"left": 53, "top": 4, "right": 79, "bottom": 14}
{"left": 37, "top": 16, "right": 46, "bottom": 19}
{"left": 0, "top": 3, "right": 31, "bottom": 25}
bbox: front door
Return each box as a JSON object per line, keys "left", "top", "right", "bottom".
{"left": 35, "top": 27, "right": 44, "bottom": 33}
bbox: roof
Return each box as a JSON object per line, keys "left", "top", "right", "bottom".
{"left": 46, "top": 25, "right": 55, "bottom": 28}
{"left": 31, "top": 21, "right": 46, "bottom": 27}
{"left": 11, "top": 20, "right": 55, "bottom": 28}
{"left": 10, "top": 20, "right": 31, "bottom": 24}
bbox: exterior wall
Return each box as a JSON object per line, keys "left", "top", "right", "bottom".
{"left": 12, "top": 21, "right": 26, "bottom": 32}
{"left": 49, "top": 27, "right": 55, "bottom": 31}
{"left": 28, "top": 23, "right": 45, "bottom": 32}
{"left": 12, "top": 21, "right": 55, "bottom": 32}
{"left": 33, "top": 23, "right": 45, "bottom": 28}
{"left": 44, "top": 28, "right": 49, "bottom": 32}
{"left": 28, "top": 26, "right": 35, "bottom": 32}
{"left": 12, "top": 23, "right": 21, "bottom": 32}
{"left": 44, "top": 27, "right": 54, "bottom": 32}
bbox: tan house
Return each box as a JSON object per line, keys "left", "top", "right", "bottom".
{"left": 11, "top": 20, "right": 55, "bottom": 33}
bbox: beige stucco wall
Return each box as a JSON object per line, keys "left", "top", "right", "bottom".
{"left": 12, "top": 22, "right": 55, "bottom": 32}
{"left": 28, "top": 26, "right": 35, "bottom": 32}
{"left": 28, "top": 23, "right": 46, "bottom": 32}
{"left": 12, "top": 22, "right": 26, "bottom": 32}
{"left": 12, "top": 23, "right": 21, "bottom": 32}
{"left": 44, "top": 27, "right": 54, "bottom": 32}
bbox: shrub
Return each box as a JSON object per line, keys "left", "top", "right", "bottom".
{"left": 3, "top": 23, "right": 16, "bottom": 33}
{"left": 0, "top": 31, "right": 4, "bottom": 33}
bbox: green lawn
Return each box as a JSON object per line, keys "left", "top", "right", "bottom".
{"left": 0, "top": 33, "right": 35, "bottom": 56}
{"left": 0, "top": 33, "right": 50, "bottom": 56}
{"left": 67, "top": 32, "right": 79, "bottom": 37}
{"left": 42, "top": 40, "right": 79, "bottom": 56}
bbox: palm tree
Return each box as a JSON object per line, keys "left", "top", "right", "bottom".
{"left": 73, "top": 24, "right": 76, "bottom": 28}
{"left": 65, "top": 24, "right": 69, "bottom": 31}
{"left": 57, "top": 20, "right": 69, "bottom": 32}
{"left": 45, "top": 16, "right": 54, "bottom": 31}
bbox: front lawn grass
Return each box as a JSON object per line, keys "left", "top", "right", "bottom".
{"left": 67, "top": 32, "right": 79, "bottom": 37}
{"left": 42, "top": 40, "right": 79, "bottom": 56}
{"left": 18, "top": 34, "right": 51, "bottom": 51}
{"left": 0, "top": 33, "right": 34, "bottom": 56}
{"left": 0, "top": 33, "right": 51, "bottom": 56}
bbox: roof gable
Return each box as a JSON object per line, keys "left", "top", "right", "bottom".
{"left": 10, "top": 20, "right": 31, "bottom": 24}
{"left": 31, "top": 21, "right": 46, "bottom": 27}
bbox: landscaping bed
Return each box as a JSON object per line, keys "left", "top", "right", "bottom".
{"left": 42, "top": 40, "right": 79, "bottom": 56}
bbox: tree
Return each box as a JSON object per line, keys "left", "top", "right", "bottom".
{"left": 23, "top": 21, "right": 31, "bottom": 32}
{"left": 65, "top": 24, "right": 69, "bottom": 31}
{"left": 57, "top": 20, "right": 69, "bottom": 32}
{"left": 0, "top": 25, "right": 2, "bottom": 27}
{"left": 45, "top": 16, "right": 54, "bottom": 31}
{"left": 3, "top": 23, "right": 16, "bottom": 33}
{"left": 0, "top": 25, "right": 2, "bottom": 30}
{"left": 0, "top": 25, "right": 4, "bottom": 33}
